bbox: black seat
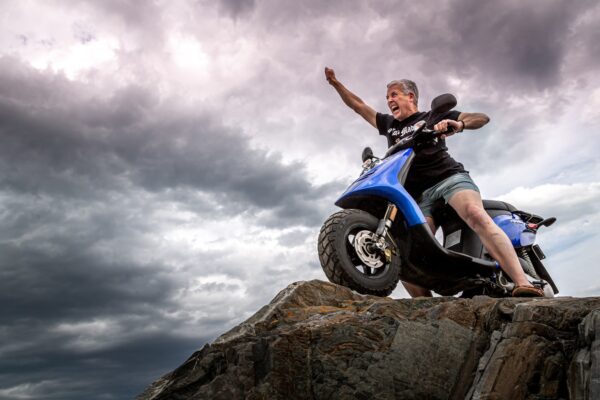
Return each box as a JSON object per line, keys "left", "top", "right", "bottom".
{"left": 482, "top": 199, "right": 517, "bottom": 212}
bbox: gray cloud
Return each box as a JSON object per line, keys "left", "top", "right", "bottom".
{"left": 0, "top": 331, "right": 203, "bottom": 399}
{"left": 244, "top": 0, "right": 598, "bottom": 95}
{"left": 216, "top": 0, "right": 256, "bottom": 19}
{"left": 368, "top": 0, "right": 598, "bottom": 93}
{"left": 0, "top": 57, "right": 337, "bottom": 227}
{"left": 0, "top": 229, "right": 204, "bottom": 399}
{"left": 277, "top": 228, "right": 311, "bottom": 247}
{"left": 0, "top": 55, "right": 337, "bottom": 399}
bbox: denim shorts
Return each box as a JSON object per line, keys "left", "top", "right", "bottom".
{"left": 416, "top": 172, "right": 480, "bottom": 218}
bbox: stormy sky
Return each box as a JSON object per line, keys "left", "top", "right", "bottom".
{"left": 1, "top": 1, "right": 599, "bottom": 398}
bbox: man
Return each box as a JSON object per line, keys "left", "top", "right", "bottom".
{"left": 324, "top": 67, "right": 543, "bottom": 298}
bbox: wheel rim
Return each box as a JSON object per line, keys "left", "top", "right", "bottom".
{"left": 346, "top": 228, "right": 390, "bottom": 277}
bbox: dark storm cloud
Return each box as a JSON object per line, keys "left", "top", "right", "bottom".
{"left": 0, "top": 192, "right": 214, "bottom": 398}
{"left": 370, "top": 0, "right": 598, "bottom": 92}
{"left": 0, "top": 57, "right": 337, "bottom": 227}
{"left": 0, "top": 56, "right": 339, "bottom": 398}
{"left": 0, "top": 331, "right": 204, "bottom": 399}
{"left": 248, "top": 0, "right": 597, "bottom": 95}
{"left": 0, "top": 235, "right": 208, "bottom": 399}
{"left": 0, "top": 240, "right": 175, "bottom": 324}
{"left": 0, "top": 184, "right": 245, "bottom": 396}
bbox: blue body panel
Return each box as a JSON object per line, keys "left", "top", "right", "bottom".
{"left": 493, "top": 214, "right": 536, "bottom": 248}
{"left": 335, "top": 149, "right": 427, "bottom": 227}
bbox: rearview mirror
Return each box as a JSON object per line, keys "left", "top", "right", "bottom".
{"left": 430, "top": 93, "right": 457, "bottom": 114}
{"left": 427, "top": 93, "right": 457, "bottom": 128}
{"left": 362, "top": 147, "right": 374, "bottom": 162}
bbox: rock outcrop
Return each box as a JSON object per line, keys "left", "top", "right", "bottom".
{"left": 138, "top": 280, "right": 600, "bottom": 400}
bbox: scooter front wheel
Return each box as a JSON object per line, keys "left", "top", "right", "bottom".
{"left": 318, "top": 209, "right": 401, "bottom": 297}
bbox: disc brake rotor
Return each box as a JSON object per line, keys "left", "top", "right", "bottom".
{"left": 352, "top": 230, "right": 384, "bottom": 269}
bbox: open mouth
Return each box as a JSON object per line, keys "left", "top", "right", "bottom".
{"left": 390, "top": 104, "right": 400, "bottom": 113}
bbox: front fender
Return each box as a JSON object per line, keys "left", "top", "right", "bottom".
{"left": 335, "top": 149, "right": 426, "bottom": 227}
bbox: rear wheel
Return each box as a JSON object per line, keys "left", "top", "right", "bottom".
{"left": 317, "top": 209, "right": 401, "bottom": 296}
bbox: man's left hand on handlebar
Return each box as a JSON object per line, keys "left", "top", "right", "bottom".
{"left": 434, "top": 119, "right": 464, "bottom": 139}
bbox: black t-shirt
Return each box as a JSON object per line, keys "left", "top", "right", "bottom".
{"left": 376, "top": 110, "right": 466, "bottom": 197}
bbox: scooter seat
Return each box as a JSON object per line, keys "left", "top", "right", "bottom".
{"left": 482, "top": 199, "right": 517, "bottom": 212}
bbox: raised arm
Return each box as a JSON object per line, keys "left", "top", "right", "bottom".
{"left": 325, "top": 67, "right": 377, "bottom": 128}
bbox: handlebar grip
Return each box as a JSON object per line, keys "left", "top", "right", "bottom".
{"left": 426, "top": 120, "right": 458, "bottom": 136}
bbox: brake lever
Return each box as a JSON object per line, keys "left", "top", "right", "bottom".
{"left": 420, "top": 127, "right": 441, "bottom": 140}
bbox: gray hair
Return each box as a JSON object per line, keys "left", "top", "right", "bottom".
{"left": 386, "top": 79, "right": 419, "bottom": 107}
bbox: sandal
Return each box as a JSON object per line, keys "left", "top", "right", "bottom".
{"left": 512, "top": 285, "right": 545, "bottom": 297}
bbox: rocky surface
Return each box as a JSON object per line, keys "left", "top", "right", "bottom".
{"left": 138, "top": 280, "right": 600, "bottom": 400}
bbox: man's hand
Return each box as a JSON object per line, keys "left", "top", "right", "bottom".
{"left": 434, "top": 119, "right": 463, "bottom": 139}
{"left": 325, "top": 67, "right": 337, "bottom": 85}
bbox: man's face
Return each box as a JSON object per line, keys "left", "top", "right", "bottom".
{"left": 386, "top": 85, "right": 414, "bottom": 120}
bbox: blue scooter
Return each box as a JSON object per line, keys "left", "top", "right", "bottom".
{"left": 317, "top": 94, "right": 557, "bottom": 297}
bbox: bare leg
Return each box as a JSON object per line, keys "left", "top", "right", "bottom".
{"left": 448, "top": 190, "right": 533, "bottom": 287}
{"left": 400, "top": 216, "right": 435, "bottom": 297}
